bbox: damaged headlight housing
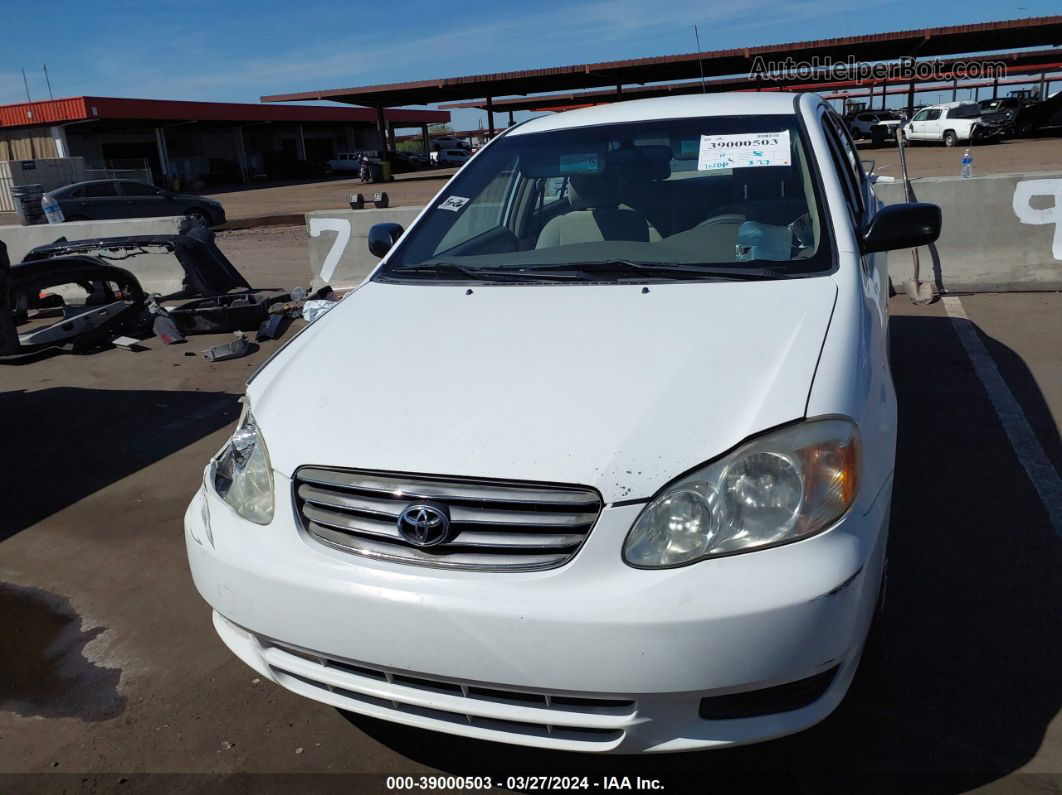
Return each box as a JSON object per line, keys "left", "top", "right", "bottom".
{"left": 623, "top": 418, "right": 860, "bottom": 568}
{"left": 211, "top": 399, "right": 274, "bottom": 525}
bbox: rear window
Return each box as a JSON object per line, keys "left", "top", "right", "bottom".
{"left": 948, "top": 104, "right": 980, "bottom": 119}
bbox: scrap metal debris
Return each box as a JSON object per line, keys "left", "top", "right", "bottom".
{"left": 2, "top": 229, "right": 328, "bottom": 363}
{"left": 202, "top": 331, "right": 255, "bottom": 362}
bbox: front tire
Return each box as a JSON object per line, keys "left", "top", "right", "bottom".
{"left": 943, "top": 130, "right": 958, "bottom": 147}
{"left": 185, "top": 208, "right": 211, "bottom": 227}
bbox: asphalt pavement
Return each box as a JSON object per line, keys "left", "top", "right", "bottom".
{"left": 0, "top": 289, "right": 1059, "bottom": 794}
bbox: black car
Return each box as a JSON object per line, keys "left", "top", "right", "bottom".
{"left": 46, "top": 180, "right": 226, "bottom": 227}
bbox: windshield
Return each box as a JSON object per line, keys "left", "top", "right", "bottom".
{"left": 376, "top": 115, "right": 832, "bottom": 284}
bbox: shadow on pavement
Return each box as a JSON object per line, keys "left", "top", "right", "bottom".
{"left": 341, "top": 313, "right": 1062, "bottom": 791}
{"left": 0, "top": 387, "right": 240, "bottom": 540}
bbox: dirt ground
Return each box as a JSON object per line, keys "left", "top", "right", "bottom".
{"left": 204, "top": 169, "right": 457, "bottom": 223}
{"left": 857, "top": 136, "right": 1062, "bottom": 178}
{"left": 213, "top": 225, "right": 311, "bottom": 289}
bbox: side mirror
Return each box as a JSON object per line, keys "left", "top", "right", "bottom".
{"left": 861, "top": 202, "right": 941, "bottom": 254}
{"left": 367, "top": 222, "right": 403, "bottom": 258}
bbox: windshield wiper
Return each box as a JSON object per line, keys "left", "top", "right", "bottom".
{"left": 391, "top": 262, "right": 582, "bottom": 282}
{"left": 516, "top": 260, "right": 785, "bottom": 281}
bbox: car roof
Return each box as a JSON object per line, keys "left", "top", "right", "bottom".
{"left": 924, "top": 101, "right": 977, "bottom": 110}
{"left": 55, "top": 179, "right": 116, "bottom": 191}
{"left": 510, "top": 92, "right": 806, "bottom": 136}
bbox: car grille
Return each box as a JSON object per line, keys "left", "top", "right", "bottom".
{"left": 293, "top": 467, "right": 602, "bottom": 571}
{"left": 259, "top": 638, "right": 634, "bottom": 749}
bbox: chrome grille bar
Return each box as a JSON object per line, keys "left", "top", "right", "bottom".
{"left": 294, "top": 468, "right": 602, "bottom": 571}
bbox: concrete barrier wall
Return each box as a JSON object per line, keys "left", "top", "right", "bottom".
{"left": 306, "top": 207, "right": 423, "bottom": 290}
{"left": 876, "top": 171, "right": 1062, "bottom": 292}
{"left": 305, "top": 171, "right": 1062, "bottom": 293}
{"left": 0, "top": 216, "right": 187, "bottom": 265}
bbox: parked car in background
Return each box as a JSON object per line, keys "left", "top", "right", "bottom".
{"left": 430, "top": 135, "right": 471, "bottom": 151}
{"left": 46, "top": 180, "right": 225, "bottom": 226}
{"left": 901, "top": 101, "right": 1004, "bottom": 146}
{"left": 187, "top": 91, "right": 942, "bottom": 753}
{"left": 848, "top": 110, "right": 902, "bottom": 139}
{"left": 431, "top": 148, "right": 472, "bottom": 166}
{"left": 325, "top": 152, "right": 365, "bottom": 175}
{"left": 980, "top": 92, "right": 1062, "bottom": 137}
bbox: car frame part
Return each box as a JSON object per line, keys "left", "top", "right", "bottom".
{"left": 21, "top": 226, "right": 249, "bottom": 299}
{"left": 1, "top": 255, "right": 148, "bottom": 360}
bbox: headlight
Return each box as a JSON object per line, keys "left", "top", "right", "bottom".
{"left": 211, "top": 399, "right": 274, "bottom": 525}
{"left": 623, "top": 418, "right": 859, "bottom": 568}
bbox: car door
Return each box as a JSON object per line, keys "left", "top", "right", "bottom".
{"left": 907, "top": 109, "right": 928, "bottom": 139}
{"left": 117, "top": 181, "right": 173, "bottom": 218}
{"left": 820, "top": 109, "right": 895, "bottom": 484}
{"left": 923, "top": 109, "right": 943, "bottom": 141}
{"left": 69, "top": 181, "right": 126, "bottom": 219}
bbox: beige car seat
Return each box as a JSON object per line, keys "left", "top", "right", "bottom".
{"left": 536, "top": 175, "right": 657, "bottom": 248}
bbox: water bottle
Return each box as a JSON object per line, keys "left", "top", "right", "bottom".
{"left": 960, "top": 149, "right": 973, "bottom": 179}
{"left": 41, "top": 193, "right": 65, "bottom": 224}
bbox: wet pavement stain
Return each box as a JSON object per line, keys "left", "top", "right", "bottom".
{"left": 0, "top": 582, "right": 125, "bottom": 721}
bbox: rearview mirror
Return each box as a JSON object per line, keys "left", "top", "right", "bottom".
{"left": 861, "top": 202, "right": 941, "bottom": 254}
{"left": 368, "top": 223, "right": 404, "bottom": 258}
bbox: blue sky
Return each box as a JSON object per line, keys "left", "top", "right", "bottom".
{"left": 3, "top": 0, "right": 1058, "bottom": 129}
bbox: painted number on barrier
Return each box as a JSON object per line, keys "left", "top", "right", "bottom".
{"left": 1013, "top": 179, "right": 1062, "bottom": 260}
{"left": 308, "top": 217, "right": 351, "bottom": 283}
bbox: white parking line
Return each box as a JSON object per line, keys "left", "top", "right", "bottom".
{"left": 943, "top": 296, "right": 1062, "bottom": 537}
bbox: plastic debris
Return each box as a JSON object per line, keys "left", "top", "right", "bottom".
{"left": 256, "top": 313, "right": 291, "bottom": 342}
{"left": 110, "top": 336, "right": 141, "bottom": 350}
{"left": 146, "top": 295, "right": 186, "bottom": 345}
{"left": 302, "top": 300, "right": 337, "bottom": 323}
{"left": 202, "top": 331, "right": 254, "bottom": 362}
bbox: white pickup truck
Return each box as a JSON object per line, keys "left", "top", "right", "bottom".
{"left": 902, "top": 102, "right": 1004, "bottom": 146}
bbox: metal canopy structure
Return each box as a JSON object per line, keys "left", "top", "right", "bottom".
{"left": 437, "top": 49, "right": 1062, "bottom": 114}
{"left": 263, "top": 16, "right": 1062, "bottom": 109}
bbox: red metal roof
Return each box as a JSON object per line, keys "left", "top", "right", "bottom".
{"left": 439, "top": 50, "right": 1062, "bottom": 113}
{"left": 261, "top": 15, "right": 1062, "bottom": 107}
{"left": 0, "top": 96, "right": 448, "bottom": 130}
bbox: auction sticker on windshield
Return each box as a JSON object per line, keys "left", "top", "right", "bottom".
{"left": 438, "top": 195, "right": 470, "bottom": 212}
{"left": 698, "top": 130, "right": 791, "bottom": 170}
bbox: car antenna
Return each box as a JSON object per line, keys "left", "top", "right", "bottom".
{"left": 693, "top": 25, "right": 706, "bottom": 94}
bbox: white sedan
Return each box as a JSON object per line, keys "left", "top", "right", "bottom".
{"left": 186, "top": 92, "right": 940, "bottom": 753}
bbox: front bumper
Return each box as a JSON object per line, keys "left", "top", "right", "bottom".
{"left": 186, "top": 472, "right": 890, "bottom": 753}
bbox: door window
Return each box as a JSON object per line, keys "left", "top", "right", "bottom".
{"left": 119, "top": 182, "right": 161, "bottom": 196}
{"left": 82, "top": 182, "right": 118, "bottom": 197}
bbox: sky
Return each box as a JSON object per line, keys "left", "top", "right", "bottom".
{"left": 2, "top": 0, "right": 1059, "bottom": 130}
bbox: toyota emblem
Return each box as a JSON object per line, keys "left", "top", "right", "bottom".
{"left": 397, "top": 504, "right": 451, "bottom": 547}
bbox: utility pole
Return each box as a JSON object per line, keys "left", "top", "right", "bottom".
{"left": 43, "top": 64, "right": 53, "bottom": 100}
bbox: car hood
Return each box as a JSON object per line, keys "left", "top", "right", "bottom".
{"left": 252, "top": 277, "right": 837, "bottom": 503}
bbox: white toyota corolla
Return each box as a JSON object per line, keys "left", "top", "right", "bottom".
{"left": 186, "top": 92, "right": 940, "bottom": 753}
